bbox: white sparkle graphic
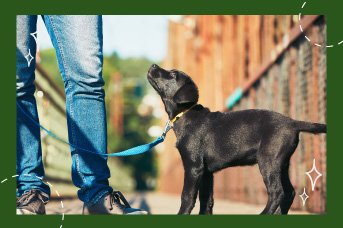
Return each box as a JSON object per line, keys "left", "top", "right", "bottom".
{"left": 24, "top": 49, "right": 34, "bottom": 67}
{"left": 301, "top": 2, "right": 306, "bottom": 8}
{"left": 30, "top": 31, "right": 40, "bottom": 52}
{"left": 299, "top": 188, "right": 309, "bottom": 206}
{"left": 305, "top": 159, "right": 322, "bottom": 191}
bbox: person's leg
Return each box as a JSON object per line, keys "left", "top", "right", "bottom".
{"left": 16, "top": 15, "right": 50, "bottom": 197}
{"left": 42, "top": 15, "right": 112, "bottom": 204}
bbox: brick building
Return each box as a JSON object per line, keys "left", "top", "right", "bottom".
{"left": 160, "top": 15, "right": 327, "bottom": 213}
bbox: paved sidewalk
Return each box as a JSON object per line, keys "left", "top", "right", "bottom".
{"left": 46, "top": 192, "right": 310, "bottom": 215}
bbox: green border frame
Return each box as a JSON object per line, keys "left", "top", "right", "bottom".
{"left": 2, "top": 0, "right": 341, "bottom": 227}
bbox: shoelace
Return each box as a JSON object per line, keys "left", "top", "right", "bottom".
{"left": 17, "top": 190, "right": 35, "bottom": 206}
{"left": 109, "top": 191, "right": 131, "bottom": 211}
{"left": 16, "top": 189, "right": 48, "bottom": 206}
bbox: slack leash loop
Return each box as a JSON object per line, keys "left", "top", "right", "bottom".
{"left": 16, "top": 101, "right": 172, "bottom": 157}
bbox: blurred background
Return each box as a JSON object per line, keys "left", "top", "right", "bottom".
{"left": 33, "top": 15, "right": 326, "bottom": 214}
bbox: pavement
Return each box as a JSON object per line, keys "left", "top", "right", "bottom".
{"left": 46, "top": 192, "right": 310, "bottom": 215}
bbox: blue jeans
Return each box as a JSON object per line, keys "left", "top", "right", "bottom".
{"left": 16, "top": 15, "right": 113, "bottom": 204}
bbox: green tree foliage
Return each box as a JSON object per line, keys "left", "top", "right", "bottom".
{"left": 39, "top": 49, "right": 65, "bottom": 89}
{"left": 106, "top": 52, "right": 161, "bottom": 190}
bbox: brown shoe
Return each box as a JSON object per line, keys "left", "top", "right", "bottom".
{"left": 16, "top": 189, "right": 49, "bottom": 215}
{"left": 83, "top": 191, "right": 148, "bottom": 215}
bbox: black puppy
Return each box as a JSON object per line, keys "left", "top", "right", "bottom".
{"left": 147, "top": 64, "right": 326, "bottom": 215}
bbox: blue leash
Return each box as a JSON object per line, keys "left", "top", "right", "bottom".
{"left": 17, "top": 102, "right": 173, "bottom": 156}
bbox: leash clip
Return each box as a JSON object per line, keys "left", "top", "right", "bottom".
{"left": 161, "top": 120, "right": 173, "bottom": 139}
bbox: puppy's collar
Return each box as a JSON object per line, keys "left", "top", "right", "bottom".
{"left": 161, "top": 104, "right": 198, "bottom": 139}
{"left": 171, "top": 103, "right": 198, "bottom": 124}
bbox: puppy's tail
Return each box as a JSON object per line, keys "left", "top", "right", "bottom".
{"left": 294, "top": 120, "right": 327, "bottom": 134}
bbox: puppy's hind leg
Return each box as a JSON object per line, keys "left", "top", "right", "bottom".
{"left": 274, "top": 134, "right": 298, "bottom": 214}
{"left": 257, "top": 153, "right": 285, "bottom": 215}
{"left": 259, "top": 171, "right": 284, "bottom": 214}
{"left": 274, "top": 163, "right": 296, "bottom": 214}
{"left": 199, "top": 172, "right": 214, "bottom": 214}
{"left": 258, "top": 131, "right": 299, "bottom": 215}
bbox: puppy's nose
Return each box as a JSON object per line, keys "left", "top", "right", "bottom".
{"left": 149, "top": 64, "right": 159, "bottom": 74}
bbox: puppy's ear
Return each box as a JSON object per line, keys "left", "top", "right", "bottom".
{"left": 173, "top": 81, "right": 199, "bottom": 105}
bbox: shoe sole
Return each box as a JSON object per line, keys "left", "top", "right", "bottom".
{"left": 83, "top": 212, "right": 149, "bottom": 215}
{"left": 126, "top": 211, "right": 149, "bottom": 215}
{"left": 16, "top": 209, "right": 38, "bottom": 215}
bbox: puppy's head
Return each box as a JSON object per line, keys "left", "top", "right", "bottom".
{"left": 147, "top": 64, "right": 199, "bottom": 109}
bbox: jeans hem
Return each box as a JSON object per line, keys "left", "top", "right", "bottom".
{"left": 19, "top": 187, "right": 51, "bottom": 200}
{"left": 87, "top": 190, "right": 111, "bottom": 206}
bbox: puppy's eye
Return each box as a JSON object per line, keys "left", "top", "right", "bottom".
{"left": 170, "top": 72, "right": 177, "bottom": 78}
